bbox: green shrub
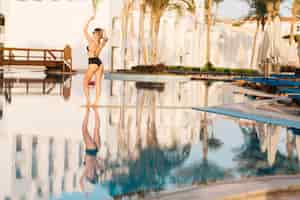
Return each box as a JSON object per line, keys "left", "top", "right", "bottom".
{"left": 131, "top": 64, "right": 259, "bottom": 75}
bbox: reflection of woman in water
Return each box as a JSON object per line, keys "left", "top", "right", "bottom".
{"left": 80, "top": 107, "right": 102, "bottom": 191}
{"left": 83, "top": 2, "right": 108, "bottom": 106}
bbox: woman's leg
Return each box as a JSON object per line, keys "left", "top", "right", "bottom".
{"left": 84, "top": 64, "right": 98, "bottom": 106}
{"left": 93, "top": 107, "right": 101, "bottom": 149}
{"left": 93, "top": 65, "right": 104, "bottom": 106}
{"left": 82, "top": 108, "right": 96, "bottom": 149}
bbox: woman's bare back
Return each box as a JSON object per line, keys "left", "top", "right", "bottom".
{"left": 88, "top": 40, "right": 102, "bottom": 58}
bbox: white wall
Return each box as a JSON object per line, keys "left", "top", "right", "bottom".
{"left": 4, "top": 0, "right": 119, "bottom": 70}
{"left": 4, "top": 0, "right": 296, "bottom": 70}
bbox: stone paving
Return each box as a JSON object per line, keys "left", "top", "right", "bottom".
{"left": 146, "top": 175, "right": 300, "bottom": 200}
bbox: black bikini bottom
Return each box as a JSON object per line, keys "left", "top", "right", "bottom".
{"left": 88, "top": 57, "right": 102, "bottom": 66}
{"left": 85, "top": 148, "right": 98, "bottom": 157}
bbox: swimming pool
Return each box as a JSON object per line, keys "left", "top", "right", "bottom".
{"left": 1, "top": 72, "right": 300, "bottom": 200}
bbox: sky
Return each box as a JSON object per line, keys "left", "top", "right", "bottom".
{"left": 217, "top": 0, "right": 293, "bottom": 19}
{"left": 0, "top": 0, "right": 293, "bottom": 20}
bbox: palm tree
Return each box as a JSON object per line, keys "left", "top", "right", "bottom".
{"left": 263, "top": 0, "right": 281, "bottom": 27}
{"left": 145, "top": 0, "right": 196, "bottom": 64}
{"left": 121, "top": 0, "right": 134, "bottom": 69}
{"left": 138, "top": 0, "right": 148, "bottom": 65}
{"left": 205, "top": 0, "right": 213, "bottom": 67}
{"left": 245, "top": 0, "right": 267, "bottom": 68}
{"left": 290, "top": 0, "right": 300, "bottom": 45}
{"left": 246, "top": 0, "right": 283, "bottom": 68}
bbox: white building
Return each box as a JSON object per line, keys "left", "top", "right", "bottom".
{"left": 0, "top": 0, "right": 299, "bottom": 69}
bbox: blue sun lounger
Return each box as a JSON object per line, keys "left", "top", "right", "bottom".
{"left": 288, "top": 127, "right": 300, "bottom": 136}
{"left": 278, "top": 88, "right": 300, "bottom": 94}
{"left": 288, "top": 95, "right": 300, "bottom": 101}
{"left": 271, "top": 74, "right": 300, "bottom": 79}
{"left": 236, "top": 77, "right": 300, "bottom": 87}
{"left": 193, "top": 101, "right": 300, "bottom": 129}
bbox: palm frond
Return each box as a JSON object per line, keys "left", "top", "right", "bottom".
{"left": 145, "top": 0, "right": 196, "bottom": 15}
{"left": 96, "top": 0, "right": 103, "bottom": 5}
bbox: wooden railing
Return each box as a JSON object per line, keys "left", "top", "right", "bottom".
{"left": 0, "top": 45, "right": 72, "bottom": 72}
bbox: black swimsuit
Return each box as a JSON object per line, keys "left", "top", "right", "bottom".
{"left": 85, "top": 148, "right": 98, "bottom": 157}
{"left": 88, "top": 57, "right": 102, "bottom": 66}
{"left": 83, "top": 148, "right": 98, "bottom": 166}
{"left": 87, "top": 46, "right": 102, "bottom": 67}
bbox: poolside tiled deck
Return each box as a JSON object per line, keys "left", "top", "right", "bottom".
{"left": 146, "top": 175, "right": 300, "bottom": 200}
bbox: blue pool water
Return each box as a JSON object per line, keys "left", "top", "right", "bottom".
{"left": 1, "top": 72, "right": 300, "bottom": 200}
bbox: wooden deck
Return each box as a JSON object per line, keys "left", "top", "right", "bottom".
{"left": 0, "top": 75, "right": 72, "bottom": 97}
{"left": 0, "top": 46, "right": 72, "bottom": 72}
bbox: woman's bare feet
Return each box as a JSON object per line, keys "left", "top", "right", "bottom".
{"left": 92, "top": 101, "right": 100, "bottom": 107}
{"left": 86, "top": 101, "right": 92, "bottom": 107}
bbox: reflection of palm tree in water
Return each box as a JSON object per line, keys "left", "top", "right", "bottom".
{"left": 170, "top": 80, "right": 229, "bottom": 186}
{"left": 234, "top": 124, "right": 300, "bottom": 177}
{"left": 146, "top": 91, "right": 158, "bottom": 146}
{"left": 136, "top": 89, "right": 158, "bottom": 149}
{"left": 200, "top": 81, "right": 210, "bottom": 160}
{"left": 117, "top": 82, "right": 130, "bottom": 159}
{"left": 80, "top": 108, "right": 102, "bottom": 192}
{"left": 199, "top": 81, "right": 224, "bottom": 156}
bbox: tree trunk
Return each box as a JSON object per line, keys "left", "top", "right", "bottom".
{"left": 153, "top": 16, "right": 161, "bottom": 64}
{"left": 150, "top": 14, "right": 161, "bottom": 64}
{"left": 138, "top": 0, "right": 147, "bottom": 65}
{"left": 147, "top": 92, "right": 158, "bottom": 147}
{"left": 290, "top": 2, "right": 297, "bottom": 45}
{"left": 205, "top": 0, "right": 212, "bottom": 65}
{"left": 264, "top": 2, "right": 273, "bottom": 77}
{"left": 128, "top": 11, "right": 135, "bottom": 64}
{"left": 250, "top": 20, "right": 260, "bottom": 69}
{"left": 149, "top": 14, "right": 155, "bottom": 64}
{"left": 121, "top": 0, "right": 131, "bottom": 69}
{"left": 202, "top": 82, "right": 209, "bottom": 161}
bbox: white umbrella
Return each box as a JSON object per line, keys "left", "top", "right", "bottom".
{"left": 295, "top": 135, "right": 300, "bottom": 162}
{"left": 257, "top": 16, "right": 282, "bottom": 72}
{"left": 267, "top": 125, "right": 281, "bottom": 166}
{"left": 257, "top": 21, "right": 272, "bottom": 67}
{"left": 272, "top": 16, "right": 282, "bottom": 64}
{"left": 256, "top": 123, "right": 268, "bottom": 153}
{"left": 279, "top": 35, "right": 299, "bottom": 66}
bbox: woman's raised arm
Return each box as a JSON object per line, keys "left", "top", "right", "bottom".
{"left": 84, "top": 15, "right": 95, "bottom": 42}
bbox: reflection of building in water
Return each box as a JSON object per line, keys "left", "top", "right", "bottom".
{"left": 1, "top": 134, "right": 83, "bottom": 200}
{"left": 255, "top": 123, "right": 281, "bottom": 166}
{"left": 2, "top": 80, "right": 238, "bottom": 199}
{"left": 237, "top": 122, "right": 300, "bottom": 176}
{"left": 0, "top": 73, "right": 72, "bottom": 104}
{"left": 102, "top": 80, "right": 237, "bottom": 161}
